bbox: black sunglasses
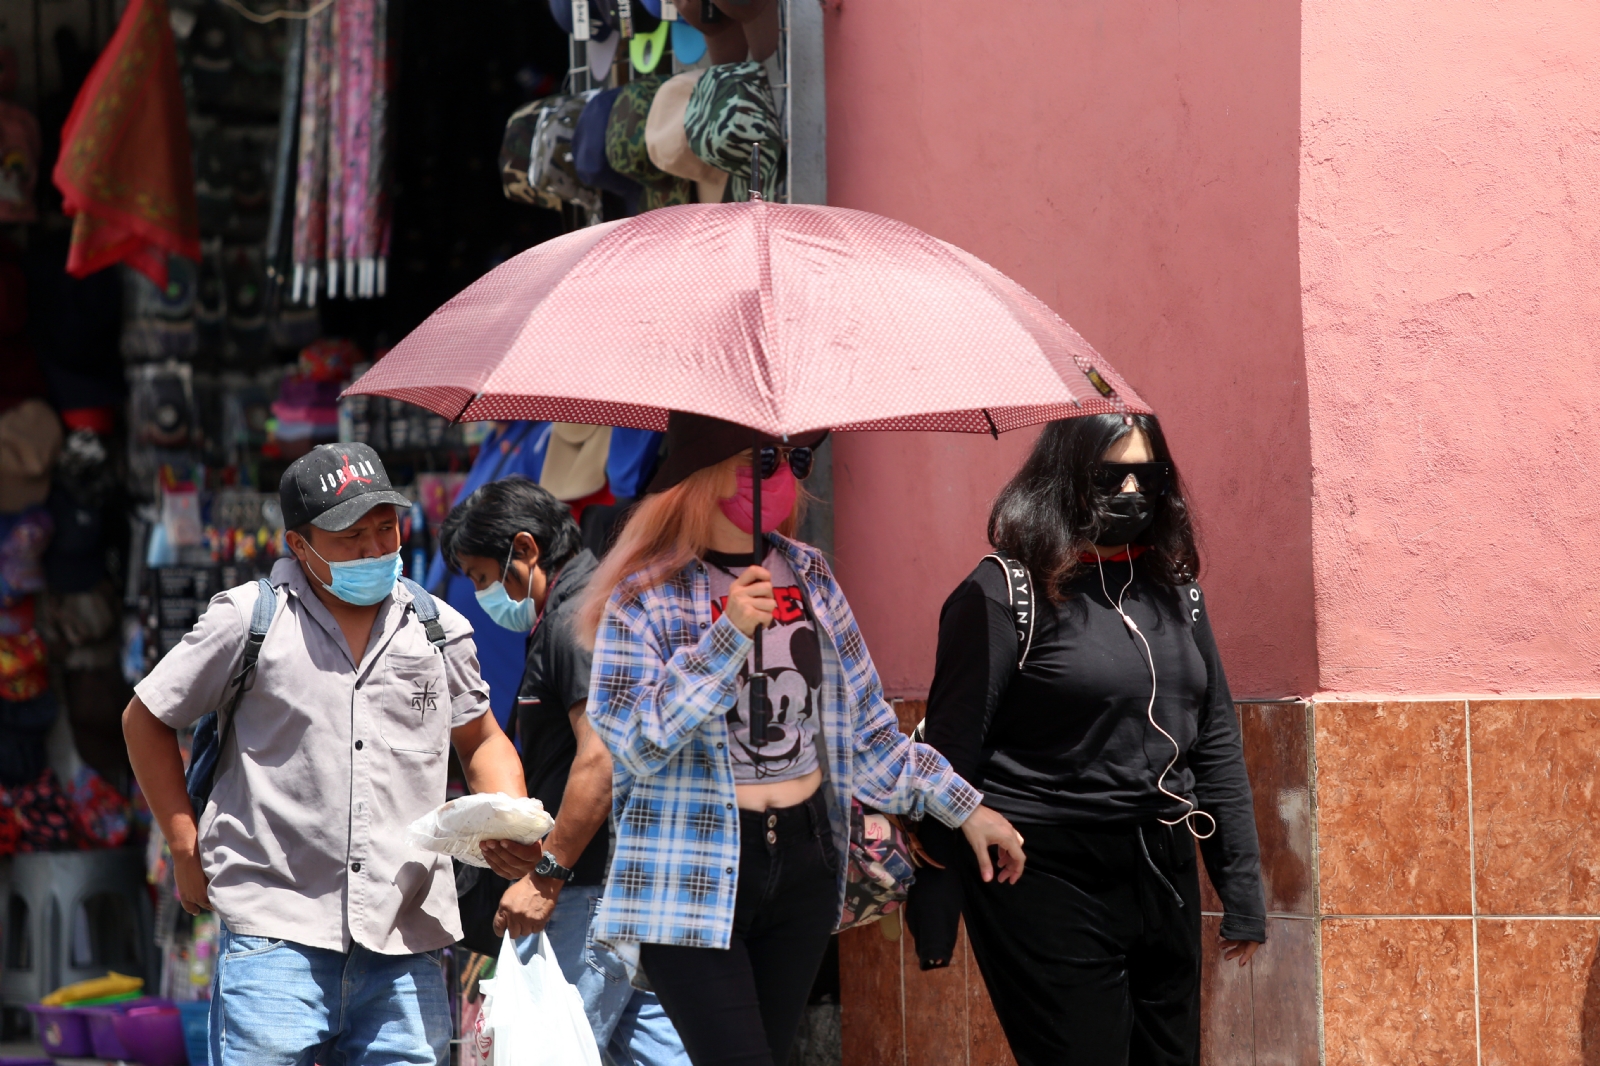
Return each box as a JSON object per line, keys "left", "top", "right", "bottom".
{"left": 757, "top": 445, "right": 815, "bottom": 482}
{"left": 1091, "top": 461, "right": 1173, "bottom": 497}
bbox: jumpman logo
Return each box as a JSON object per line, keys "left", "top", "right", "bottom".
{"left": 334, "top": 454, "right": 373, "bottom": 495}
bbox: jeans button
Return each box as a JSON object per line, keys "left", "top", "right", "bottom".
{"left": 767, "top": 814, "right": 777, "bottom": 827}
{"left": 766, "top": 830, "right": 777, "bottom": 845}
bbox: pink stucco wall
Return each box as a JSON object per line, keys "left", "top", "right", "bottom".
{"left": 824, "top": 0, "right": 1316, "bottom": 699}
{"left": 1301, "top": 0, "right": 1600, "bottom": 695}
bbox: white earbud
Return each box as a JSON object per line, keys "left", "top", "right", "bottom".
{"left": 1096, "top": 552, "right": 1216, "bottom": 841}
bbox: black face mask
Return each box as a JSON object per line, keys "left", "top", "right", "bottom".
{"left": 1093, "top": 492, "right": 1156, "bottom": 546}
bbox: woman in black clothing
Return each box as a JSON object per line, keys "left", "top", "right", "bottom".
{"left": 912, "top": 413, "right": 1265, "bottom": 1066}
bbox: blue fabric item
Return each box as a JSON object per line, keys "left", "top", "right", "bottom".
{"left": 426, "top": 422, "right": 551, "bottom": 727}
{"left": 519, "top": 884, "right": 690, "bottom": 1066}
{"left": 605, "top": 428, "right": 664, "bottom": 500}
{"left": 587, "top": 534, "right": 983, "bottom": 949}
{"left": 670, "top": 20, "right": 706, "bottom": 65}
{"left": 209, "top": 925, "right": 450, "bottom": 1066}
{"left": 639, "top": 0, "right": 660, "bottom": 15}
{"left": 574, "top": 87, "right": 643, "bottom": 210}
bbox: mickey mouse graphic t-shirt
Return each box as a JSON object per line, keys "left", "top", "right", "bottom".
{"left": 704, "top": 544, "right": 823, "bottom": 784}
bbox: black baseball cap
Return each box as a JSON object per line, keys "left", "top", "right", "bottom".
{"left": 645, "top": 412, "right": 827, "bottom": 494}
{"left": 279, "top": 442, "right": 413, "bottom": 531}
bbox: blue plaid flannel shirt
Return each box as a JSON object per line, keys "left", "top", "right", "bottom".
{"left": 587, "top": 535, "right": 983, "bottom": 949}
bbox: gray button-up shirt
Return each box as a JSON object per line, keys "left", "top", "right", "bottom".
{"left": 136, "top": 558, "right": 491, "bottom": 955}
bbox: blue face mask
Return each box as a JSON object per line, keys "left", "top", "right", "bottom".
{"left": 475, "top": 541, "right": 538, "bottom": 632}
{"left": 307, "top": 544, "right": 402, "bottom": 606}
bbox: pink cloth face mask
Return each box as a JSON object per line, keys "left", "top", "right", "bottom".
{"left": 718, "top": 463, "right": 796, "bottom": 535}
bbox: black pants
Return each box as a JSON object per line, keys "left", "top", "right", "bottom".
{"left": 641, "top": 790, "right": 839, "bottom": 1066}
{"left": 961, "top": 820, "right": 1202, "bottom": 1066}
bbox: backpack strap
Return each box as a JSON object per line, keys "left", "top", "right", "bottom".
{"left": 217, "top": 577, "right": 278, "bottom": 741}
{"left": 399, "top": 576, "right": 448, "bottom": 652}
{"left": 982, "top": 553, "right": 1036, "bottom": 668}
{"left": 1178, "top": 581, "right": 1204, "bottom": 626}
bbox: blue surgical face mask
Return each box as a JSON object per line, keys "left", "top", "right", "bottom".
{"left": 475, "top": 540, "right": 538, "bottom": 632}
{"left": 306, "top": 543, "right": 402, "bottom": 606}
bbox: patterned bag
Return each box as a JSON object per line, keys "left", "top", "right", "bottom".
{"left": 683, "top": 61, "right": 783, "bottom": 203}
{"left": 838, "top": 800, "right": 918, "bottom": 931}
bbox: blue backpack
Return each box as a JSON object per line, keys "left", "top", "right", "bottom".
{"left": 185, "top": 576, "right": 448, "bottom": 817}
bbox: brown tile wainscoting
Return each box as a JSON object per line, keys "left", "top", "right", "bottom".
{"left": 839, "top": 698, "right": 1600, "bottom": 1065}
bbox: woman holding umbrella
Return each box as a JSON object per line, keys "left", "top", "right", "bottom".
{"left": 914, "top": 413, "right": 1266, "bottom": 1066}
{"left": 577, "top": 412, "right": 1027, "bottom": 1066}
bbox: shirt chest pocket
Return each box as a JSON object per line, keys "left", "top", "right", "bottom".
{"left": 378, "top": 651, "right": 449, "bottom": 754}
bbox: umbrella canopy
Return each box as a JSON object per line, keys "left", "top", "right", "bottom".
{"left": 343, "top": 199, "right": 1151, "bottom": 435}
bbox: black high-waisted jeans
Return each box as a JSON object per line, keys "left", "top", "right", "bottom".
{"left": 640, "top": 789, "right": 839, "bottom": 1066}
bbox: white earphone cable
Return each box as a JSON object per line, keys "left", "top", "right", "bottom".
{"left": 1095, "top": 551, "right": 1216, "bottom": 841}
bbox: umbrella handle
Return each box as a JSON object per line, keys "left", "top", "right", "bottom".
{"left": 749, "top": 428, "right": 769, "bottom": 748}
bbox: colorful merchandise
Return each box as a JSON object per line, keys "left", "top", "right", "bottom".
{"left": 53, "top": 0, "right": 201, "bottom": 287}
{"left": 0, "top": 401, "right": 62, "bottom": 513}
{"left": 0, "top": 630, "right": 49, "bottom": 700}
{"left": 645, "top": 70, "right": 730, "bottom": 205}
{"left": 290, "top": 0, "right": 392, "bottom": 303}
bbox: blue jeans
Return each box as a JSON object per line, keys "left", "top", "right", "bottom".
{"left": 209, "top": 926, "right": 451, "bottom": 1066}
{"left": 517, "top": 884, "right": 690, "bottom": 1066}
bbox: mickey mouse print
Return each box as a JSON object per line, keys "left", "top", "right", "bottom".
{"left": 706, "top": 550, "right": 824, "bottom": 784}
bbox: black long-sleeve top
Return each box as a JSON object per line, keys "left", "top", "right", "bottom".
{"left": 919, "top": 556, "right": 1266, "bottom": 945}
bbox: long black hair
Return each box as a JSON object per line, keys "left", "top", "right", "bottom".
{"left": 439, "top": 475, "right": 583, "bottom": 576}
{"left": 987, "top": 414, "right": 1199, "bottom": 600}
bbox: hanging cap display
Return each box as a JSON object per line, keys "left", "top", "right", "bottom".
{"left": 0, "top": 400, "right": 62, "bottom": 513}
{"left": 684, "top": 61, "right": 782, "bottom": 202}
{"left": 646, "top": 412, "right": 826, "bottom": 495}
{"left": 588, "top": 30, "right": 622, "bottom": 80}
{"left": 574, "top": 87, "right": 643, "bottom": 213}
{"left": 539, "top": 423, "right": 613, "bottom": 501}
{"left": 645, "top": 70, "right": 730, "bottom": 205}
{"left": 670, "top": 19, "right": 707, "bottom": 64}
{"left": 711, "top": 0, "right": 777, "bottom": 62}
{"left": 629, "top": 20, "right": 670, "bottom": 73}
{"left": 606, "top": 75, "right": 692, "bottom": 211}
{"left": 503, "top": 92, "right": 602, "bottom": 221}
{"left": 671, "top": 0, "right": 749, "bottom": 64}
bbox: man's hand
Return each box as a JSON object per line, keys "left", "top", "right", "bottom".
{"left": 479, "top": 838, "right": 543, "bottom": 881}
{"left": 1221, "top": 939, "right": 1262, "bottom": 967}
{"left": 493, "top": 874, "right": 564, "bottom": 939}
{"left": 173, "top": 848, "right": 212, "bottom": 916}
{"left": 960, "top": 805, "right": 1027, "bottom": 884}
{"left": 723, "top": 567, "right": 775, "bottom": 637}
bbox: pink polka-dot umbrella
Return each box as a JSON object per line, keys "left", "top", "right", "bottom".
{"left": 343, "top": 199, "right": 1151, "bottom": 437}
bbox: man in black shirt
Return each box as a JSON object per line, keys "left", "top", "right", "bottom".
{"left": 441, "top": 475, "right": 688, "bottom": 1066}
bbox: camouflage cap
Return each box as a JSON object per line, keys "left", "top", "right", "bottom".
{"left": 683, "top": 61, "right": 783, "bottom": 203}
{"left": 606, "top": 74, "right": 692, "bottom": 212}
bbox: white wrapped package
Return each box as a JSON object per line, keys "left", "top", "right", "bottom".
{"left": 406, "top": 793, "right": 555, "bottom": 868}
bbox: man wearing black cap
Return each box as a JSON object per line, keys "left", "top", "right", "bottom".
{"left": 123, "top": 443, "right": 539, "bottom": 1066}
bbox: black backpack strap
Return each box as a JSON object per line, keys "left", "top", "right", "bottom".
{"left": 188, "top": 578, "right": 278, "bottom": 815}
{"left": 217, "top": 578, "right": 278, "bottom": 745}
{"left": 982, "top": 553, "right": 1035, "bottom": 668}
{"left": 1178, "top": 581, "right": 1204, "bottom": 626}
{"left": 399, "top": 576, "right": 448, "bottom": 652}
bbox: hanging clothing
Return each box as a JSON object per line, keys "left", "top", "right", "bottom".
{"left": 291, "top": 0, "right": 391, "bottom": 304}
{"left": 53, "top": 0, "right": 199, "bottom": 288}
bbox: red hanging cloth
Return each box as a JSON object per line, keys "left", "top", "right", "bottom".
{"left": 52, "top": 0, "right": 199, "bottom": 287}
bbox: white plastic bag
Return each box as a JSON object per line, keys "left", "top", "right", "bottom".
{"left": 478, "top": 931, "right": 601, "bottom": 1066}
{"left": 405, "top": 793, "right": 554, "bottom": 868}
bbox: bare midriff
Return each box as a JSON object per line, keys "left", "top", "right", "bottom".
{"left": 736, "top": 768, "right": 823, "bottom": 812}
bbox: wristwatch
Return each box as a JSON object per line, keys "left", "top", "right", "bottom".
{"left": 534, "top": 852, "right": 576, "bottom": 883}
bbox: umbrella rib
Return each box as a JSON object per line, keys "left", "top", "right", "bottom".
{"left": 981, "top": 408, "right": 1000, "bottom": 439}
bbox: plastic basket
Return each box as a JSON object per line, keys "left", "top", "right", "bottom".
{"left": 177, "top": 1000, "right": 210, "bottom": 1066}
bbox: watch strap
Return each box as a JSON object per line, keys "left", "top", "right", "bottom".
{"left": 536, "top": 853, "right": 577, "bottom": 883}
